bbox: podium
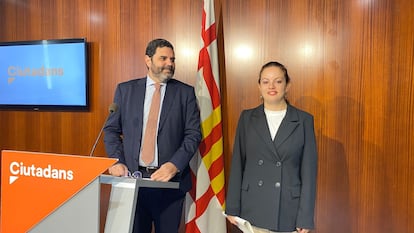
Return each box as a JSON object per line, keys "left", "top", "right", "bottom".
{"left": 0, "top": 150, "right": 179, "bottom": 233}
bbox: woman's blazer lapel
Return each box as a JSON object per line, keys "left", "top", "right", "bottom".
{"left": 273, "top": 105, "right": 300, "bottom": 159}
{"left": 250, "top": 105, "right": 282, "bottom": 161}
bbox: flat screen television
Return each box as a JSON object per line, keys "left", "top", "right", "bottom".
{"left": 0, "top": 38, "right": 89, "bottom": 111}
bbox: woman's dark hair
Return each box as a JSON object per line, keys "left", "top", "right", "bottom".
{"left": 145, "top": 38, "right": 174, "bottom": 57}
{"left": 258, "top": 61, "right": 291, "bottom": 84}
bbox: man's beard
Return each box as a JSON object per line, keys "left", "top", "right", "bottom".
{"left": 156, "top": 67, "right": 174, "bottom": 82}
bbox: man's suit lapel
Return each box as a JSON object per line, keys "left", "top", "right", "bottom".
{"left": 129, "top": 78, "right": 146, "bottom": 159}
{"left": 158, "top": 80, "right": 176, "bottom": 130}
{"left": 132, "top": 78, "right": 147, "bottom": 126}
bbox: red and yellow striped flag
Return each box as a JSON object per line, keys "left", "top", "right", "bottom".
{"left": 185, "top": 0, "right": 226, "bottom": 232}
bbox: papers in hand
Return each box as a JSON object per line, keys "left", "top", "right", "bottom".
{"left": 222, "top": 212, "right": 254, "bottom": 233}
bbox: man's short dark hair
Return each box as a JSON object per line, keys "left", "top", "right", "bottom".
{"left": 145, "top": 39, "right": 174, "bottom": 57}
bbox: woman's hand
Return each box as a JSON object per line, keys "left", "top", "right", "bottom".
{"left": 296, "top": 228, "right": 311, "bottom": 233}
{"left": 226, "top": 215, "right": 238, "bottom": 225}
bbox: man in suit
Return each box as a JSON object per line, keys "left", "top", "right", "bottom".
{"left": 103, "top": 38, "right": 201, "bottom": 233}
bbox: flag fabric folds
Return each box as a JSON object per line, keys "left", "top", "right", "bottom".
{"left": 185, "top": 0, "right": 226, "bottom": 232}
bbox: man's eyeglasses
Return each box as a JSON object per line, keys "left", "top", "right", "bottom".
{"left": 126, "top": 171, "right": 142, "bottom": 179}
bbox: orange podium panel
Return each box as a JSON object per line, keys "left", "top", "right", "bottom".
{"left": 0, "top": 150, "right": 117, "bottom": 233}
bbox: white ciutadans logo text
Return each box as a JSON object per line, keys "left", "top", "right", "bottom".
{"left": 9, "top": 161, "right": 74, "bottom": 184}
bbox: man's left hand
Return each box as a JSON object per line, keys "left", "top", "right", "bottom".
{"left": 150, "top": 162, "right": 178, "bottom": 182}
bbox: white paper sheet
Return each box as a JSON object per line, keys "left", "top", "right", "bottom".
{"left": 222, "top": 212, "right": 254, "bottom": 233}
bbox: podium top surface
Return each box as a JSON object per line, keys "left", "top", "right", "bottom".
{"left": 99, "top": 174, "right": 179, "bottom": 189}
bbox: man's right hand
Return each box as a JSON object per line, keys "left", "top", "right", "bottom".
{"left": 108, "top": 163, "right": 128, "bottom": 177}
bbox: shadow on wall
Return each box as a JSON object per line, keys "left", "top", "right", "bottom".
{"left": 294, "top": 96, "right": 351, "bottom": 233}
{"left": 328, "top": 96, "right": 389, "bottom": 232}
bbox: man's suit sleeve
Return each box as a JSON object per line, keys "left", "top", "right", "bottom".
{"left": 168, "top": 86, "right": 202, "bottom": 171}
{"left": 103, "top": 84, "right": 126, "bottom": 164}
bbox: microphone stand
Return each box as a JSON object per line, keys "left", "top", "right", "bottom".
{"left": 89, "top": 104, "right": 118, "bottom": 156}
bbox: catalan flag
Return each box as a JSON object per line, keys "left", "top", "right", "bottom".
{"left": 184, "top": 0, "right": 226, "bottom": 232}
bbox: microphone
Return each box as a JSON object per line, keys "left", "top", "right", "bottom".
{"left": 89, "top": 103, "right": 118, "bottom": 157}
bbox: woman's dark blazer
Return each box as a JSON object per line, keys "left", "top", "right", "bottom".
{"left": 225, "top": 104, "right": 317, "bottom": 232}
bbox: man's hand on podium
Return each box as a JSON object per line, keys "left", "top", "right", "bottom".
{"left": 150, "top": 162, "right": 178, "bottom": 182}
{"left": 108, "top": 163, "right": 129, "bottom": 177}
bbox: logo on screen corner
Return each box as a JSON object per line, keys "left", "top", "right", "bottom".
{"left": 8, "top": 66, "right": 64, "bottom": 78}
{"left": 6, "top": 65, "right": 64, "bottom": 85}
{"left": 8, "top": 161, "right": 74, "bottom": 184}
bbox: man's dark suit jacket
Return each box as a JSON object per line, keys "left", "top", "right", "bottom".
{"left": 225, "top": 104, "right": 318, "bottom": 232}
{"left": 103, "top": 77, "right": 201, "bottom": 192}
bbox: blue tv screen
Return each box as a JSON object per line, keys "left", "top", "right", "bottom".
{"left": 0, "top": 38, "right": 88, "bottom": 111}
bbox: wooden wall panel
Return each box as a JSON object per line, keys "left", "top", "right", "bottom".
{"left": 1, "top": 0, "right": 413, "bottom": 232}
{"left": 221, "top": 0, "right": 414, "bottom": 233}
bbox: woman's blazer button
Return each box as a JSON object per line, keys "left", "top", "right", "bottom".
{"left": 276, "top": 161, "right": 282, "bottom": 167}
{"left": 258, "top": 159, "right": 264, "bottom": 165}
{"left": 275, "top": 182, "right": 281, "bottom": 188}
{"left": 258, "top": 180, "right": 263, "bottom": 186}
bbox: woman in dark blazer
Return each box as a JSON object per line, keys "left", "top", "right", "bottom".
{"left": 225, "top": 61, "right": 318, "bottom": 233}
